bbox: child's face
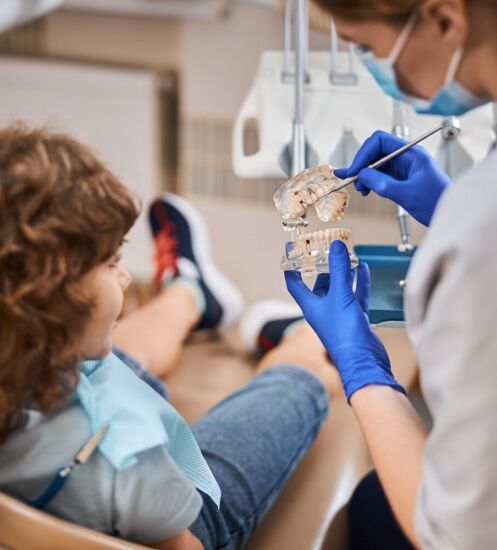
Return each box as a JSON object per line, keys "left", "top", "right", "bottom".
{"left": 79, "top": 251, "right": 131, "bottom": 359}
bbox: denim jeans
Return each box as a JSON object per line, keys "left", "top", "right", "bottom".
{"left": 115, "top": 348, "right": 329, "bottom": 550}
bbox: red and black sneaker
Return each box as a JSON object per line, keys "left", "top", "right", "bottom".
{"left": 148, "top": 193, "right": 244, "bottom": 331}
{"left": 149, "top": 201, "right": 180, "bottom": 288}
{"left": 239, "top": 300, "right": 304, "bottom": 356}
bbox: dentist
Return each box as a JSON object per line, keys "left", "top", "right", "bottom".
{"left": 286, "top": 1, "right": 497, "bottom": 548}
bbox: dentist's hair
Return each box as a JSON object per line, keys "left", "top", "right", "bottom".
{"left": 313, "top": 0, "right": 417, "bottom": 20}
{"left": 312, "top": 0, "right": 495, "bottom": 20}
{"left": 0, "top": 122, "right": 140, "bottom": 441}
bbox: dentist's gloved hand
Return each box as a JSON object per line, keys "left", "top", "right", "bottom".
{"left": 285, "top": 240, "right": 405, "bottom": 402}
{"left": 335, "top": 130, "right": 450, "bottom": 227}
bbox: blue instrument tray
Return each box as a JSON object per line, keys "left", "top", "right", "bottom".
{"left": 354, "top": 245, "right": 417, "bottom": 326}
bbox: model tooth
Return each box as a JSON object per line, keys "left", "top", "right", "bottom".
{"left": 288, "top": 241, "right": 302, "bottom": 259}
{"left": 314, "top": 184, "right": 327, "bottom": 199}
{"left": 314, "top": 189, "right": 350, "bottom": 223}
{"left": 274, "top": 164, "right": 346, "bottom": 219}
{"left": 286, "top": 224, "right": 353, "bottom": 264}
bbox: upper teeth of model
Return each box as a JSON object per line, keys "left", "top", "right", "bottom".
{"left": 273, "top": 164, "right": 350, "bottom": 222}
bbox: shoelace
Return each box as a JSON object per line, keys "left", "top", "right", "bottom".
{"left": 153, "top": 222, "right": 179, "bottom": 288}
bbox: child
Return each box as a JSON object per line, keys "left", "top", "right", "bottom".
{"left": 0, "top": 123, "right": 336, "bottom": 549}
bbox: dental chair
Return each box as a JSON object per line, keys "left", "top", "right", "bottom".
{"left": 0, "top": 491, "right": 145, "bottom": 549}
{"left": 0, "top": 327, "right": 417, "bottom": 550}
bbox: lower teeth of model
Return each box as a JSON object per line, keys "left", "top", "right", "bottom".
{"left": 288, "top": 228, "right": 351, "bottom": 259}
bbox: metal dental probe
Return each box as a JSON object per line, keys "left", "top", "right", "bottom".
{"left": 318, "top": 123, "right": 446, "bottom": 199}
{"left": 283, "top": 123, "right": 446, "bottom": 237}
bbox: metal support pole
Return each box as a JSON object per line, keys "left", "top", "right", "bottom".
{"left": 291, "top": 0, "right": 306, "bottom": 176}
{"left": 392, "top": 100, "right": 414, "bottom": 252}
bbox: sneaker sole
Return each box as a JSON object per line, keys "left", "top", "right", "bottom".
{"left": 239, "top": 299, "right": 303, "bottom": 352}
{"left": 160, "top": 193, "right": 244, "bottom": 330}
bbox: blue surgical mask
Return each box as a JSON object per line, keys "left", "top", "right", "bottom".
{"left": 354, "top": 12, "right": 489, "bottom": 116}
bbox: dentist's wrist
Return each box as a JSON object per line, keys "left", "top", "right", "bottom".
{"left": 344, "top": 377, "right": 406, "bottom": 404}
{"left": 337, "top": 361, "right": 405, "bottom": 403}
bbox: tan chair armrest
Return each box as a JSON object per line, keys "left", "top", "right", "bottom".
{"left": 0, "top": 492, "right": 146, "bottom": 550}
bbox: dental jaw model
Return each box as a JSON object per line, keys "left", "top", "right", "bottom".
{"left": 273, "top": 165, "right": 350, "bottom": 226}
{"left": 274, "top": 164, "right": 358, "bottom": 276}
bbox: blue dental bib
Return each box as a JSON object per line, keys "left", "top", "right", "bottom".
{"left": 77, "top": 352, "right": 221, "bottom": 507}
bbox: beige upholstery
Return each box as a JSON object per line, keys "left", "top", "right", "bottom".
{"left": 0, "top": 492, "right": 145, "bottom": 550}
{"left": 0, "top": 329, "right": 417, "bottom": 550}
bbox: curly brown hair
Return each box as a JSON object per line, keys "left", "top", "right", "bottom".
{"left": 0, "top": 123, "right": 140, "bottom": 440}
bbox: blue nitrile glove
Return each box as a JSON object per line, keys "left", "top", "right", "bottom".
{"left": 335, "top": 130, "right": 450, "bottom": 227}
{"left": 285, "top": 240, "right": 405, "bottom": 402}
